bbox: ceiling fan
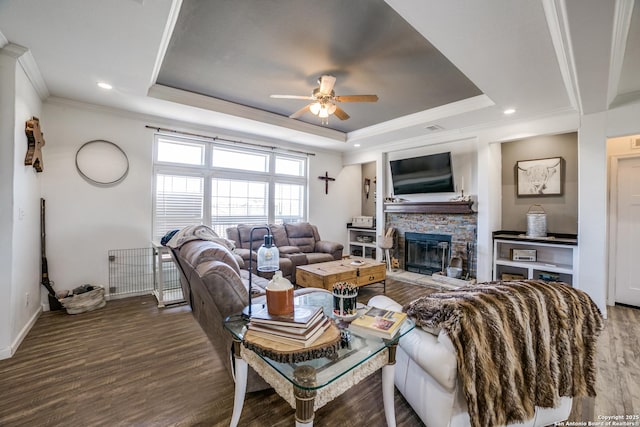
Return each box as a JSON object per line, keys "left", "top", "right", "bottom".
{"left": 270, "top": 75, "right": 378, "bottom": 125}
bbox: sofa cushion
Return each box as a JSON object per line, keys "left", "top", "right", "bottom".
{"left": 277, "top": 245, "right": 302, "bottom": 255}
{"left": 195, "top": 260, "right": 247, "bottom": 305}
{"left": 237, "top": 224, "right": 269, "bottom": 250}
{"left": 269, "top": 224, "right": 290, "bottom": 248}
{"left": 304, "top": 252, "right": 335, "bottom": 264}
{"left": 239, "top": 269, "right": 269, "bottom": 294}
{"left": 181, "top": 240, "right": 240, "bottom": 274}
{"left": 284, "top": 223, "right": 316, "bottom": 252}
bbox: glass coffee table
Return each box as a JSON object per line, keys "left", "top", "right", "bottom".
{"left": 224, "top": 291, "right": 414, "bottom": 427}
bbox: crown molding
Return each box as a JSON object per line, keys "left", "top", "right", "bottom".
{"left": 44, "top": 96, "right": 348, "bottom": 155}
{"left": 346, "top": 94, "right": 494, "bottom": 142}
{"left": 354, "top": 106, "right": 579, "bottom": 156}
{"left": 607, "top": 0, "right": 635, "bottom": 108}
{"left": 17, "top": 50, "right": 50, "bottom": 100}
{"left": 0, "top": 42, "right": 50, "bottom": 100}
{"left": 608, "top": 89, "right": 640, "bottom": 109}
{"left": 148, "top": 84, "right": 347, "bottom": 142}
{"left": 0, "top": 30, "right": 7, "bottom": 48}
{"left": 542, "top": 0, "right": 581, "bottom": 114}
{"left": 0, "top": 42, "right": 27, "bottom": 59}
{"left": 149, "top": 0, "right": 182, "bottom": 88}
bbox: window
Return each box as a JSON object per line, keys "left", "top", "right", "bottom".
{"left": 157, "top": 138, "right": 205, "bottom": 165}
{"left": 212, "top": 147, "right": 268, "bottom": 172}
{"left": 153, "top": 135, "right": 307, "bottom": 240}
{"left": 274, "top": 183, "right": 304, "bottom": 223}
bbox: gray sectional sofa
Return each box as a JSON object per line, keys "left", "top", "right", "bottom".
{"left": 226, "top": 222, "right": 343, "bottom": 282}
{"left": 171, "top": 238, "right": 323, "bottom": 392}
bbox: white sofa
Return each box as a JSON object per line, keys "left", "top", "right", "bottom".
{"left": 368, "top": 295, "right": 572, "bottom": 427}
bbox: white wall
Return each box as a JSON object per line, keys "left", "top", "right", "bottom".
{"left": 0, "top": 45, "right": 43, "bottom": 359}
{"left": 0, "top": 47, "right": 18, "bottom": 359}
{"left": 40, "top": 100, "right": 356, "bottom": 294}
{"left": 41, "top": 103, "right": 159, "bottom": 293}
{"left": 578, "top": 112, "right": 608, "bottom": 315}
{"left": 476, "top": 140, "right": 502, "bottom": 281}
{"left": 12, "top": 61, "right": 43, "bottom": 335}
{"left": 308, "top": 158, "right": 360, "bottom": 250}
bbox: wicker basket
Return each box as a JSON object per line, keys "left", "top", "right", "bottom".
{"left": 378, "top": 236, "right": 394, "bottom": 249}
{"left": 61, "top": 286, "right": 106, "bottom": 314}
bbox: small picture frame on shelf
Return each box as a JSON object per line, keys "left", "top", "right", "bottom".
{"left": 516, "top": 157, "right": 563, "bottom": 197}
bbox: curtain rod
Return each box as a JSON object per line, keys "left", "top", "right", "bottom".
{"left": 144, "top": 125, "right": 316, "bottom": 156}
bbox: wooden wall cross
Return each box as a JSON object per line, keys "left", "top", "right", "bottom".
{"left": 24, "top": 116, "right": 45, "bottom": 172}
{"left": 318, "top": 171, "right": 335, "bottom": 194}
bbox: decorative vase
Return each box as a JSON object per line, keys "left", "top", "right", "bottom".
{"left": 265, "top": 271, "right": 294, "bottom": 315}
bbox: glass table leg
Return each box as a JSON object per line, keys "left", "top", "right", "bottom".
{"left": 230, "top": 339, "right": 247, "bottom": 427}
{"left": 383, "top": 344, "right": 397, "bottom": 427}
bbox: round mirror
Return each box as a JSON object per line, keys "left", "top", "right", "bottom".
{"left": 75, "top": 140, "right": 129, "bottom": 186}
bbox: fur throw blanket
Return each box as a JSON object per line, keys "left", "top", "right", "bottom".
{"left": 403, "top": 280, "right": 603, "bottom": 427}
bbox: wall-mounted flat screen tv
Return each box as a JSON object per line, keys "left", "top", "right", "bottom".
{"left": 390, "top": 152, "right": 455, "bottom": 195}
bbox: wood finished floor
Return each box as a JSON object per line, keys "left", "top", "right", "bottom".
{"left": 0, "top": 279, "right": 638, "bottom": 426}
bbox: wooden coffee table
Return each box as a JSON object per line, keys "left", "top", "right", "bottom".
{"left": 296, "top": 258, "right": 386, "bottom": 292}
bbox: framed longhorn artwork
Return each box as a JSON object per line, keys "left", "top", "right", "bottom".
{"left": 516, "top": 157, "right": 563, "bottom": 196}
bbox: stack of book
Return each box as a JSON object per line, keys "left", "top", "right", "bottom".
{"left": 248, "top": 305, "right": 331, "bottom": 348}
{"left": 349, "top": 306, "right": 407, "bottom": 339}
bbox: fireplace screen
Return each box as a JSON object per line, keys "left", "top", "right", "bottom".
{"left": 404, "top": 232, "right": 452, "bottom": 275}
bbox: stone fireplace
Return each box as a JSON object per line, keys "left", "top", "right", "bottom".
{"left": 384, "top": 201, "right": 477, "bottom": 277}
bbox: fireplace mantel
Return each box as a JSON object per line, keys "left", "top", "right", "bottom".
{"left": 383, "top": 200, "right": 474, "bottom": 214}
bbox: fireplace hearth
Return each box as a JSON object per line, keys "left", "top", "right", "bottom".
{"left": 404, "top": 232, "right": 452, "bottom": 275}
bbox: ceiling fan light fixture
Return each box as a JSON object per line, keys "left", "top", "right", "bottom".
{"left": 309, "top": 102, "right": 321, "bottom": 115}
{"left": 270, "top": 75, "right": 377, "bottom": 126}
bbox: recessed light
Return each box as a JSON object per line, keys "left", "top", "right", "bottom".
{"left": 97, "top": 82, "right": 113, "bottom": 90}
{"left": 503, "top": 108, "right": 516, "bottom": 115}
{"left": 354, "top": 144, "right": 361, "bottom": 147}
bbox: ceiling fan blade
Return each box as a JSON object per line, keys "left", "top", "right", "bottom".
{"left": 318, "top": 75, "right": 336, "bottom": 95}
{"left": 271, "top": 94, "right": 314, "bottom": 100}
{"left": 333, "top": 106, "right": 350, "bottom": 120}
{"left": 289, "top": 104, "right": 311, "bottom": 119}
{"left": 335, "top": 95, "right": 378, "bottom": 102}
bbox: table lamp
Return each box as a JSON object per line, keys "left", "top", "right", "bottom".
{"left": 244, "top": 226, "right": 279, "bottom": 318}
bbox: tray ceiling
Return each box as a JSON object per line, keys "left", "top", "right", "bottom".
{"left": 156, "top": 0, "right": 482, "bottom": 133}
{"left": 0, "top": 0, "right": 638, "bottom": 151}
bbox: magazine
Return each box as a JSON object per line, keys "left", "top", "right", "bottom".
{"left": 349, "top": 307, "right": 407, "bottom": 339}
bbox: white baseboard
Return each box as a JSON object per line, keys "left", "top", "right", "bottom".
{"left": 0, "top": 346, "right": 11, "bottom": 360}
{"left": 0, "top": 306, "right": 43, "bottom": 360}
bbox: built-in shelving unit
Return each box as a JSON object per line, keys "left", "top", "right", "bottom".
{"left": 347, "top": 227, "right": 377, "bottom": 258}
{"left": 492, "top": 231, "right": 578, "bottom": 286}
